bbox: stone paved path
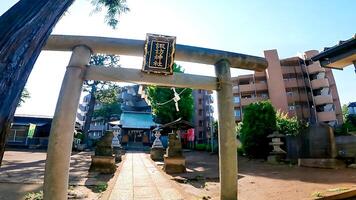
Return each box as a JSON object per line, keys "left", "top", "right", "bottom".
{"left": 109, "top": 152, "right": 185, "bottom": 200}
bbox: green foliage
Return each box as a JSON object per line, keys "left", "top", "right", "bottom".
{"left": 276, "top": 111, "right": 303, "bottom": 136}
{"left": 24, "top": 191, "right": 43, "bottom": 200}
{"left": 336, "top": 104, "right": 356, "bottom": 135}
{"left": 195, "top": 143, "right": 212, "bottom": 151}
{"left": 235, "top": 122, "right": 243, "bottom": 137}
{"left": 93, "top": 182, "right": 108, "bottom": 193}
{"left": 91, "top": 0, "right": 130, "bottom": 29}
{"left": 342, "top": 104, "right": 349, "bottom": 122}
{"left": 337, "top": 116, "right": 356, "bottom": 135}
{"left": 18, "top": 87, "right": 30, "bottom": 107}
{"left": 239, "top": 101, "right": 276, "bottom": 158}
{"left": 146, "top": 64, "right": 194, "bottom": 124}
{"left": 95, "top": 84, "right": 121, "bottom": 105}
{"left": 74, "top": 131, "right": 85, "bottom": 142}
{"left": 93, "top": 85, "right": 122, "bottom": 122}
{"left": 93, "top": 102, "right": 121, "bottom": 122}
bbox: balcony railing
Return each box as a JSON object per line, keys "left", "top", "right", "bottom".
{"left": 317, "top": 111, "right": 336, "bottom": 122}
{"left": 311, "top": 78, "right": 329, "bottom": 90}
{"left": 314, "top": 95, "right": 333, "bottom": 106}
{"left": 239, "top": 82, "right": 268, "bottom": 92}
{"left": 307, "top": 62, "right": 325, "bottom": 74}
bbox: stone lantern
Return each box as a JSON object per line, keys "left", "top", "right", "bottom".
{"left": 267, "top": 131, "right": 286, "bottom": 164}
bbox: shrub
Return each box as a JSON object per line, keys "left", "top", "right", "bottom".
{"left": 236, "top": 122, "right": 243, "bottom": 138}
{"left": 195, "top": 143, "right": 212, "bottom": 151}
{"left": 239, "top": 101, "right": 276, "bottom": 158}
{"left": 276, "top": 111, "right": 302, "bottom": 136}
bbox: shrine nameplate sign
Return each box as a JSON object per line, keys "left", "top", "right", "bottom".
{"left": 142, "top": 33, "right": 176, "bottom": 75}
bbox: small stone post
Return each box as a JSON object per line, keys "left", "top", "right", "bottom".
{"left": 43, "top": 46, "right": 91, "bottom": 200}
{"left": 214, "top": 59, "right": 237, "bottom": 200}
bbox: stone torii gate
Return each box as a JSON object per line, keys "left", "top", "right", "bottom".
{"left": 42, "top": 35, "right": 267, "bottom": 200}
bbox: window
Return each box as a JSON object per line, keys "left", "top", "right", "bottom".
{"left": 199, "top": 120, "right": 203, "bottom": 127}
{"left": 198, "top": 89, "right": 202, "bottom": 94}
{"left": 198, "top": 109, "right": 203, "bottom": 116}
{"left": 261, "top": 93, "right": 268, "bottom": 98}
{"left": 198, "top": 99, "right": 202, "bottom": 105}
{"left": 234, "top": 96, "right": 240, "bottom": 103}
{"left": 288, "top": 106, "right": 295, "bottom": 111}
{"left": 199, "top": 131, "right": 203, "bottom": 138}
{"left": 286, "top": 92, "right": 293, "bottom": 96}
{"left": 234, "top": 110, "right": 241, "bottom": 117}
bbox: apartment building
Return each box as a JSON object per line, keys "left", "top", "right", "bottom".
{"left": 233, "top": 49, "right": 342, "bottom": 126}
{"left": 77, "top": 94, "right": 107, "bottom": 139}
{"left": 192, "top": 89, "right": 214, "bottom": 144}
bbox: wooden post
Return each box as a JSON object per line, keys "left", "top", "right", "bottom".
{"left": 43, "top": 46, "right": 91, "bottom": 200}
{"left": 215, "top": 59, "right": 237, "bottom": 200}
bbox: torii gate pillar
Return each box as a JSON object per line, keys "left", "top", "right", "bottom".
{"left": 43, "top": 46, "right": 91, "bottom": 200}
{"left": 215, "top": 59, "right": 238, "bottom": 200}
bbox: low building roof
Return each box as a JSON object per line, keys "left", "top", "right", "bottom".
{"left": 120, "top": 111, "right": 156, "bottom": 129}
{"left": 348, "top": 102, "right": 356, "bottom": 108}
{"left": 311, "top": 34, "right": 356, "bottom": 69}
{"left": 160, "top": 118, "right": 194, "bottom": 130}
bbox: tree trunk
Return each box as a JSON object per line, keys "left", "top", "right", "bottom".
{"left": 83, "top": 85, "right": 97, "bottom": 147}
{"left": 0, "top": 0, "right": 74, "bottom": 166}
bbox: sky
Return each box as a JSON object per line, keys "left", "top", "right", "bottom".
{"left": 1, "top": 0, "right": 355, "bottom": 117}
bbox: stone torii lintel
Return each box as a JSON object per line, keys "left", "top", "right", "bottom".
{"left": 44, "top": 34, "right": 268, "bottom": 72}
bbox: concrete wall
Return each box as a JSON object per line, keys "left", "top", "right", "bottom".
{"left": 336, "top": 135, "right": 356, "bottom": 158}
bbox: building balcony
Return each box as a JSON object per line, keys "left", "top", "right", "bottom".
{"left": 239, "top": 82, "right": 268, "bottom": 92}
{"left": 307, "top": 62, "right": 325, "bottom": 74}
{"left": 287, "top": 93, "right": 310, "bottom": 103}
{"left": 311, "top": 78, "right": 329, "bottom": 90}
{"left": 282, "top": 67, "right": 295, "bottom": 74}
{"left": 284, "top": 79, "right": 298, "bottom": 88}
{"left": 317, "top": 111, "right": 336, "bottom": 122}
{"left": 254, "top": 72, "right": 266, "bottom": 77}
{"left": 239, "top": 84, "right": 253, "bottom": 92}
{"left": 255, "top": 82, "right": 268, "bottom": 91}
{"left": 314, "top": 95, "right": 333, "bottom": 106}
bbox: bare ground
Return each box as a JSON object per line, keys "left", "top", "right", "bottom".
{"left": 0, "top": 149, "right": 119, "bottom": 200}
{"left": 163, "top": 150, "right": 356, "bottom": 200}
{"left": 2, "top": 150, "right": 356, "bottom": 200}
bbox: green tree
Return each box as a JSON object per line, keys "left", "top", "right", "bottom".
{"left": 342, "top": 104, "right": 349, "bottom": 122}
{"left": 93, "top": 84, "right": 122, "bottom": 127}
{"left": 239, "top": 101, "right": 276, "bottom": 158}
{"left": 276, "top": 111, "right": 300, "bottom": 136}
{"left": 146, "top": 64, "right": 194, "bottom": 124}
{"left": 82, "top": 54, "right": 120, "bottom": 146}
{"left": 18, "top": 88, "right": 31, "bottom": 107}
{"left": 0, "top": 0, "right": 129, "bottom": 165}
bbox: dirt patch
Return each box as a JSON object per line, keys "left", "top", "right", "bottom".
{"left": 0, "top": 150, "right": 121, "bottom": 200}
{"left": 161, "top": 151, "right": 356, "bottom": 200}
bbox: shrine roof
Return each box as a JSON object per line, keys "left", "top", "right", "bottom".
{"left": 120, "top": 111, "right": 156, "bottom": 129}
